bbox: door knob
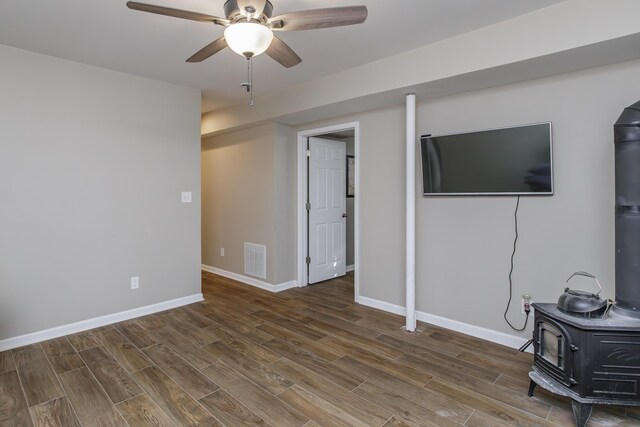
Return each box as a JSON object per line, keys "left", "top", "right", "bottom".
{"left": 342, "top": 213, "right": 348, "bottom": 218}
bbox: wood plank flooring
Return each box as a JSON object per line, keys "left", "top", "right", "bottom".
{"left": 2, "top": 271, "right": 639, "bottom": 426}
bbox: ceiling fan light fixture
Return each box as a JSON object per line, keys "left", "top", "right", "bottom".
{"left": 224, "top": 22, "right": 273, "bottom": 57}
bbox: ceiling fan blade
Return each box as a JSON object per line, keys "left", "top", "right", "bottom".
{"left": 126, "top": 1, "right": 228, "bottom": 25}
{"left": 186, "top": 37, "right": 228, "bottom": 63}
{"left": 269, "top": 6, "right": 367, "bottom": 31}
{"left": 266, "top": 36, "right": 302, "bottom": 68}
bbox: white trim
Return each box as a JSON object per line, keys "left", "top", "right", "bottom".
{"left": 415, "top": 311, "right": 532, "bottom": 353}
{"left": 0, "top": 293, "right": 203, "bottom": 352}
{"left": 354, "top": 123, "right": 360, "bottom": 303}
{"left": 346, "top": 264, "right": 355, "bottom": 272}
{"left": 358, "top": 296, "right": 406, "bottom": 316}
{"left": 202, "top": 264, "right": 297, "bottom": 293}
{"left": 405, "top": 93, "right": 416, "bottom": 332}
{"left": 297, "top": 121, "right": 360, "bottom": 303}
{"left": 273, "top": 280, "right": 299, "bottom": 292}
{"left": 358, "top": 296, "right": 532, "bottom": 352}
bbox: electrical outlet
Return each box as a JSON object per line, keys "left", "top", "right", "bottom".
{"left": 522, "top": 295, "right": 534, "bottom": 316}
{"left": 181, "top": 191, "right": 192, "bottom": 203}
{"left": 131, "top": 276, "right": 139, "bottom": 290}
{"left": 220, "top": 247, "right": 225, "bottom": 257}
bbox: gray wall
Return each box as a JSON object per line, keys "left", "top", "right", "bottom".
{"left": 415, "top": 60, "right": 640, "bottom": 335}
{"left": 0, "top": 45, "right": 202, "bottom": 341}
{"left": 298, "top": 58, "right": 640, "bottom": 338}
{"left": 201, "top": 124, "right": 296, "bottom": 285}
{"left": 199, "top": 56, "right": 640, "bottom": 341}
{"left": 299, "top": 107, "right": 406, "bottom": 301}
{"left": 201, "top": 126, "right": 351, "bottom": 284}
{"left": 274, "top": 124, "right": 297, "bottom": 284}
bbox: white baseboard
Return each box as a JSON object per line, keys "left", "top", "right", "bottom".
{"left": 346, "top": 264, "right": 355, "bottom": 272}
{"left": 0, "top": 293, "right": 203, "bottom": 352}
{"left": 273, "top": 280, "right": 299, "bottom": 292}
{"left": 358, "top": 296, "right": 405, "bottom": 316}
{"left": 202, "top": 264, "right": 297, "bottom": 293}
{"left": 357, "top": 296, "right": 531, "bottom": 352}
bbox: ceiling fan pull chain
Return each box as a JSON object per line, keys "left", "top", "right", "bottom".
{"left": 240, "top": 55, "right": 253, "bottom": 106}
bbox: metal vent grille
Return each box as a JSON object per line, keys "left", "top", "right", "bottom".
{"left": 244, "top": 242, "right": 266, "bottom": 279}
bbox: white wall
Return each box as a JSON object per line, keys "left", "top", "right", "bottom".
{"left": 0, "top": 45, "right": 202, "bottom": 343}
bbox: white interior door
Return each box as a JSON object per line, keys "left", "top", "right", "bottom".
{"left": 308, "top": 137, "right": 347, "bottom": 284}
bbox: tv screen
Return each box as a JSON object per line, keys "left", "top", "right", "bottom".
{"left": 420, "top": 122, "right": 553, "bottom": 195}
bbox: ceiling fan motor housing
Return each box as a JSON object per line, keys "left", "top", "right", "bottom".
{"left": 223, "top": 0, "right": 274, "bottom": 23}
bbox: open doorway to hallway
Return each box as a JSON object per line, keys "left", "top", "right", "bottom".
{"left": 296, "top": 122, "right": 360, "bottom": 302}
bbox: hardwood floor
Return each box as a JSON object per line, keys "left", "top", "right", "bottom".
{"left": 2, "top": 271, "right": 639, "bottom": 426}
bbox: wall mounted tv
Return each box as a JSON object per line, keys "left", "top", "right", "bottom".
{"left": 420, "top": 122, "right": 553, "bottom": 196}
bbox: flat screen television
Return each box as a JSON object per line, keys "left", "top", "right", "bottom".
{"left": 420, "top": 122, "right": 553, "bottom": 196}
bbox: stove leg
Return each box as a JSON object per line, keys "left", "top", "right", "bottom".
{"left": 571, "top": 400, "right": 592, "bottom": 427}
{"left": 527, "top": 380, "right": 537, "bottom": 397}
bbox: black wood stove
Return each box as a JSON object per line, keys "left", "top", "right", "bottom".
{"left": 528, "top": 100, "right": 640, "bottom": 427}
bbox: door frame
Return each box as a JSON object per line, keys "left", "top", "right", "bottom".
{"left": 296, "top": 121, "right": 360, "bottom": 302}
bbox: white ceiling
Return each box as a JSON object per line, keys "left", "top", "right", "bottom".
{"left": 0, "top": 0, "right": 565, "bottom": 113}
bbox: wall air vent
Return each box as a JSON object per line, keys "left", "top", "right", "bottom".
{"left": 244, "top": 242, "right": 266, "bottom": 279}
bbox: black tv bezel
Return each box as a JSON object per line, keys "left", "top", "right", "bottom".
{"left": 420, "top": 121, "right": 554, "bottom": 196}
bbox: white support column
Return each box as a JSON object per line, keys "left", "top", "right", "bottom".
{"left": 405, "top": 93, "right": 417, "bottom": 332}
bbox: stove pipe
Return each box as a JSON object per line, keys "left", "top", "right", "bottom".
{"left": 614, "top": 99, "right": 640, "bottom": 318}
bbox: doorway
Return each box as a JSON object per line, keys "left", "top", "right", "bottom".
{"left": 296, "top": 122, "right": 360, "bottom": 302}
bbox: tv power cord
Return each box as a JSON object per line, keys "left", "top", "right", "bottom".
{"left": 503, "top": 196, "right": 532, "bottom": 333}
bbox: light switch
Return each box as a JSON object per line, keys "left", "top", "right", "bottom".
{"left": 181, "top": 192, "right": 192, "bottom": 203}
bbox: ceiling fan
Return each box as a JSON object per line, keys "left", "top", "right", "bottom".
{"left": 126, "top": 0, "right": 368, "bottom": 67}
